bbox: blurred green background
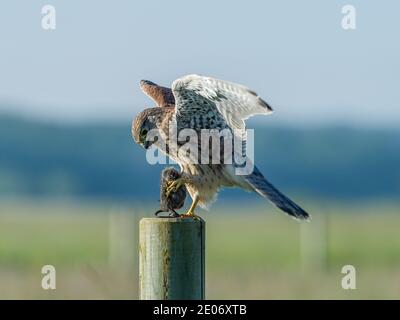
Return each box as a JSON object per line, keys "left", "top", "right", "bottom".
{"left": 0, "top": 101, "right": 399, "bottom": 300}
{"left": 1, "top": 200, "right": 400, "bottom": 299}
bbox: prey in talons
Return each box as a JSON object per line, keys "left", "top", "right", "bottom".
{"left": 154, "top": 167, "right": 187, "bottom": 218}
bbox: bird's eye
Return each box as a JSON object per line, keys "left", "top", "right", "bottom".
{"left": 141, "top": 128, "right": 148, "bottom": 137}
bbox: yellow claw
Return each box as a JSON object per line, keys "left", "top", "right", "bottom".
{"left": 165, "top": 178, "right": 186, "bottom": 198}
{"left": 181, "top": 211, "right": 195, "bottom": 217}
{"left": 180, "top": 197, "right": 200, "bottom": 219}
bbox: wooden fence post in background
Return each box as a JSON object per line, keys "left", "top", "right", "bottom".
{"left": 108, "top": 209, "right": 136, "bottom": 273}
{"left": 139, "top": 217, "right": 205, "bottom": 300}
{"left": 300, "top": 214, "right": 329, "bottom": 272}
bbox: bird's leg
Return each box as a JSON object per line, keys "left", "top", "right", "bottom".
{"left": 181, "top": 196, "right": 200, "bottom": 218}
{"left": 165, "top": 173, "right": 201, "bottom": 219}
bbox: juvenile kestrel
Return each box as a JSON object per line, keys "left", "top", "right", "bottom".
{"left": 132, "top": 75, "right": 309, "bottom": 220}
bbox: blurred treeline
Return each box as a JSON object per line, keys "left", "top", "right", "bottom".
{"left": 0, "top": 115, "right": 399, "bottom": 201}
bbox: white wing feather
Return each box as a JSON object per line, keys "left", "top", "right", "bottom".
{"left": 171, "top": 74, "right": 273, "bottom": 130}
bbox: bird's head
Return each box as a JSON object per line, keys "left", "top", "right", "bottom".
{"left": 132, "top": 108, "right": 159, "bottom": 149}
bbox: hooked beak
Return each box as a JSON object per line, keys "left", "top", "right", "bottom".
{"left": 143, "top": 140, "right": 152, "bottom": 149}
{"left": 143, "top": 135, "right": 158, "bottom": 149}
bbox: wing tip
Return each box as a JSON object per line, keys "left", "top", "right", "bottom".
{"left": 140, "top": 80, "right": 159, "bottom": 94}
{"left": 247, "top": 89, "right": 273, "bottom": 113}
{"left": 258, "top": 97, "right": 274, "bottom": 112}
{"left": 140, "top": 79, "right": 156, "bottom": 87}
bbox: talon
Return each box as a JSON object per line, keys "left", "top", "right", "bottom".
{"left": 180, "top": 196, "right": 200, "bottom": 219}
{"left": 181, "top": 211, "right": 195, "bottom": 217}
{"left": 180, "top": 211, "right": 200, "bottom": 220}
{"left": 180, "top": 207, "right": 197, "bottom": 218}
{"left": 165, "top": 178, "right": 185, "bottom": 198}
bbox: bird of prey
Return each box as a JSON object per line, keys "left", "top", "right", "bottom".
{"left": 132, "top": 75, "right": 309, "bottom": 220}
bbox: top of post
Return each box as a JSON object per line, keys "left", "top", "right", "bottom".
{"left": 140, "top": 216, "right": 205, "bottom": 225}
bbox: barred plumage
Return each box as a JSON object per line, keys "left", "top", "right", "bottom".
{"left": 132, "top": 74, "right": 309, "bottom": 220}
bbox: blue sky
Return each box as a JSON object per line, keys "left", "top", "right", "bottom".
{"left": 0, "top": 0, "right": 399, "bottom": 126}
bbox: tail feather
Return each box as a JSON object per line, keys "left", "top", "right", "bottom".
{"left": 244, "top": 167, "right": 310, "bottom": 221}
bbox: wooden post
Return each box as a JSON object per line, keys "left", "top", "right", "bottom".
{"left": 139, "top": 217, "right": 205, "bottom": 300}
{"left": 300, "top": 214, "right": 329, "bottom": 272}
{"left": 108, "top": 209, "right": 136, "bottom": 273}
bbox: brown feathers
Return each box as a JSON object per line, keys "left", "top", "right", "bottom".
{"left": 140, "top": 80, "right": 175, "bottom": 108}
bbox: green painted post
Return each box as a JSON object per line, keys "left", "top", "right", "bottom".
{"left": 139, "top": 217, "right": 205, "bottom": 300}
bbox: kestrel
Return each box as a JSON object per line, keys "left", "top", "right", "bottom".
{"left": 132, "top": 75, "right": 309, "bottom": 220}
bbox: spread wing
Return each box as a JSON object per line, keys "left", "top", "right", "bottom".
{"left": 140, "top": 80, "right": 175, "bottom": 108}
{"left": 171, "top": 74, "right": 273, "bottom": 130}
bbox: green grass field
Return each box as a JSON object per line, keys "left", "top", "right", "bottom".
{"left": 0, "top": 199, "right": 399, "bottom": 299}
